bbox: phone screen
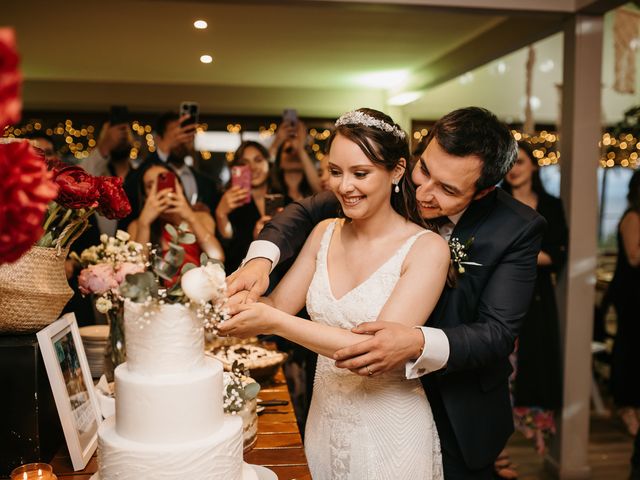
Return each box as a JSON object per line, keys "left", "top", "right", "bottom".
{"left": 180, "top": 101, "right": 199, "bottom": 127}
{"left": 230, "top": 165, "right": 252, "bottom": 205}
{"left": 282, "top": 108, "right": 298, "bottom": 127}
{"left": 156, "top": 171, "right": 176, "bottom": 192}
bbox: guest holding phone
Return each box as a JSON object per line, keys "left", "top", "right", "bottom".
{"left": 215, "top": 141, "right": 287, "bottom": 273}
{"left": 119, "top": 111, "right": 220, "bottom": 231}
{"left": 269, "top": 115, "right": 322, "bottom": 201}
{"left": 127, "top": 162, "right": 224, "bottom": 269}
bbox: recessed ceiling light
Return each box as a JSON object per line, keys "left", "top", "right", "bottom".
{"left": 200, "top": 54, "right": 213, "bottom": 64}
{"left": 194, "top": 20, "right": 208, "bottom": 29}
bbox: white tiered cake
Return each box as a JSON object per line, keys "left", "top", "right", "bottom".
{"left": 96, "top": 300, "right": 258, "bottom": 480}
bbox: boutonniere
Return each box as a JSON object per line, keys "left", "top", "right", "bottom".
{"left": 448, "top": 236, "right": 481, "bottom": 274}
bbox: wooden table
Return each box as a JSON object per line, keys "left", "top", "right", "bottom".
{"left": 49, "top": 369, "right": 311, "bottom": 479}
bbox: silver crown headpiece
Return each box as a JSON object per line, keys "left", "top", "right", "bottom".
{"left": 335, "top": 110, "right": 406, "bottom": 140}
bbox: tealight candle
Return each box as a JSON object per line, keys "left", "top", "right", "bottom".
{"left": 10, "top": 463, "right": 55, "bottom": 480}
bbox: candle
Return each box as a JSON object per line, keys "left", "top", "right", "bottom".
{"left": 10, "top": 463, "right": 55, "bottom": 480}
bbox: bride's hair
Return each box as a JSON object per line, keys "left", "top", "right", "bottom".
{"left": 328, "top": 108, "right": 425, "bottom": 227}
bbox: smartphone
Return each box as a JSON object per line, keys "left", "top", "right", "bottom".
{"left": 230, "top": 165, "right": 251, "bottom": 205}
{"left": 282, "top": 108, "right": 298, "bottom": 127}
{"left": 109, "top": 105, "right": 129, "bottom": 126}
{"left": 180, "top": 101, "right": 199, "bottom": 127}
{"left": 156, "top": 171, "right": 176, "bottom": 193}
{"left": 264, "top": 193, "right": 285, "bottom": 217}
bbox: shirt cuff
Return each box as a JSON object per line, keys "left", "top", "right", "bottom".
{"left": 242, "top": 240, "right": 281, "bottom": 273}
{"left": 405, "top": 327, "right": 450, "bottom": 379}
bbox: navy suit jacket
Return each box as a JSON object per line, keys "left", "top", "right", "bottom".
{"left": 258, "top": 189, "right": 546, "bottom": 469}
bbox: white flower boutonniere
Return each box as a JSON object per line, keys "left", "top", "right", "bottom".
{"left": 448, "top": 237, "right": 482, "bottom": 274}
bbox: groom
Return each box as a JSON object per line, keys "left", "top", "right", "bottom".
{"left": 227, "top": 107, "right": 546, "bottom": 479}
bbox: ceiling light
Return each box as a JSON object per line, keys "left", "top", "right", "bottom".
{"left": 387, "top": 91, "right": 422, "bottom": 106}
{"left": 200, "top": 55, "right": 213, "bottom": 64}
{"left": 194, "top": 20, "right": 208, "bottom": 29}
{"left": 355, "top": 70, "right": 409, "bottom": 89}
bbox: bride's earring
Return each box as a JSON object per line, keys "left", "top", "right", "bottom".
{"left": 393, "top": 179, "right": 400, "bottom": 193}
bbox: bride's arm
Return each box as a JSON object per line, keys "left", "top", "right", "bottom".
{"left": 220, "top": 231, "right": 450, "bottom": 359}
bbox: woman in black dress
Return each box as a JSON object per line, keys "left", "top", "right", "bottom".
{"left": 610, "top": 169, "right": 640, "bottom": 437}
{"left": 214, "top": 141, "right": 287, "bottom": 273}
{"left": 500, "top": 141, "right": 568, "bottom": 468}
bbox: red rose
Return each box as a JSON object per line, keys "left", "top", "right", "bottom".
{"left": 97, "top": 176, "right": 132, "bottom": 219}
{"left": 0, "top": 28, "right": 22, "bottom": 130}
{"left": 0, "top": 140, "right": 58, "bottom": 264}
{"left": 53, "top": 165, "right": 100, "bottom": 209}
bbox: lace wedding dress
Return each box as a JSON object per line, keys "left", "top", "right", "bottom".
{"left": 304, "top": 220, "right": 444, "bottom": 480}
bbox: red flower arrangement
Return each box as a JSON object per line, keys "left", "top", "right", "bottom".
{"left": 54, "top": 165, "right": 100, "bottom": 209}
{"left": 0, "top": 28, "right": 21, "bottom": 131}
{"left": 38, "top": 164, "right": 132, "bottom": 249}
{"left": 0, "top": 141, "right": 58, "bottom": 264}
{"left": 98, "top": 176, "right": 132, "bottom": 220}
{"left": 0, "top": 27, "right": 132, "bottom": 264}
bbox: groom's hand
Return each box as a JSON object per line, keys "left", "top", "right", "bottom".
{"left": 333, "top": 322, "right": 424, "bottom": 376}
{"left": 226, "top": 258, "right": 272, "bottom": 303}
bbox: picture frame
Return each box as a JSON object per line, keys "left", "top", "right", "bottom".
{"left": 37, "top": 313, "right": 101, "bottom": 470}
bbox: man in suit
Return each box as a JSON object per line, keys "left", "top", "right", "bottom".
{"left": 227, "top": 107, "right": 546, "bottom": 478}
{"left": 118, "top": 112, "right": 219, "bottom": 231}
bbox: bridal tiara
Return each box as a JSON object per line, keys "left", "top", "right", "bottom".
{"left": 335, "top": 111, "right": 406, "bottom": 140}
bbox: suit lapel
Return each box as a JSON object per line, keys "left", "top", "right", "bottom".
{"left": 450, "top": 189, "right": 497, "bottom": 243}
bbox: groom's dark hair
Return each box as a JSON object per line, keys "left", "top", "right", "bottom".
{"left": 425, "top": 107, "right": 517, "bottom": 191}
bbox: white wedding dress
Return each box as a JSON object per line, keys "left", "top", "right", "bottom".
{"left": 304, "top": 220, "right": 444, "bottom": 480}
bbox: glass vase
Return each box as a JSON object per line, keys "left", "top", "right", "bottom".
{"left": 104, "top": 300, "right": 126, "bottom": 381}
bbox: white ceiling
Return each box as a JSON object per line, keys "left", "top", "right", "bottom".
{"left": 403, "top": 6, "right": 640, "bottom": 125}
{"left": 3, "top": 0, "right": 635, "bottom": 121}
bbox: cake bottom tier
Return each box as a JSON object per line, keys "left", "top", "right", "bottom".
{"left": 97, "top": 415, "right": 244, "bottom": 480}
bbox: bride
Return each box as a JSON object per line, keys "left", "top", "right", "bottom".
{"left": 219, "top": 108, "right": 450, "bottom": 479}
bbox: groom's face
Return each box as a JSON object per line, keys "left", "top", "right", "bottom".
{"left": 411, "top": 139, "right": 483, "bottom": 219}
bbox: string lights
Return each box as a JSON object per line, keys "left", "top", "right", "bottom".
{"left": 1, "top": 119, "right": 334, "bottom": 164}
{"left": 412, "top": 128, "right": 640, "bottom": 169}
{"left": 6, "top": 117, "right": 634, "bottom": 169}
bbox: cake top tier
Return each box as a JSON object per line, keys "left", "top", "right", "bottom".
{"left": 124, "top": 300, "right": 204, "bottom": 375}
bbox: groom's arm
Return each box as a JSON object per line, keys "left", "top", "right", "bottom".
{"left": 334, "top": 215, "right": 545, "bottom": 377}
{"left": 226, "top": 191, "right": 339, "bottom": 301}
{"left": 257, "top": 190, "right": 340, "bottom": 267}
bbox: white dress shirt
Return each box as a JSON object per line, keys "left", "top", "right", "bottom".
{"left": 242, "top": 210, "right": 467, "bottom": 379}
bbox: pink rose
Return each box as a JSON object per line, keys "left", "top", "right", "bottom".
{"left": 115, "top": 262, "right": 145, "bottom": 284}
{"left": 78, "top": 263, "right": 118, "bottom": 295}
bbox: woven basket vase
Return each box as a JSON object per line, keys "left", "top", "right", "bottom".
{"left": 0, "top": 245, "right": 73, "bottom": 334}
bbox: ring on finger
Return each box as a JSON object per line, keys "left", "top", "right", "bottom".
{"left": 366, "top": 365, "right": 373, "bottom": 376}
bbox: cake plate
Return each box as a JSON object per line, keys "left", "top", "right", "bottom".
{"left": 246, "top": 463, "right": 278, "bottom": 480}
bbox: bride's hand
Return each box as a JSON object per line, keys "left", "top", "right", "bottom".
{"left": 218, "top": 303, "right": 278, "bottom": 338}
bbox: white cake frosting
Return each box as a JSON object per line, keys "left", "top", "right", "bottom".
{"left": 97, "top": 301, "right": 255, "bottom": 480}
{"left": 124, "top": 300, "right": 204, "bottom": 375}
{"left": 114, "top": 358, "right": 223, "bottom": 443}
{"left": 98, "top": 415, "right": 243, "bottom": 480}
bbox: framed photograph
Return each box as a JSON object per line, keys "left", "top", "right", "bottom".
{"left": 37, "top": 313, "right": 101, "bottom": 470}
